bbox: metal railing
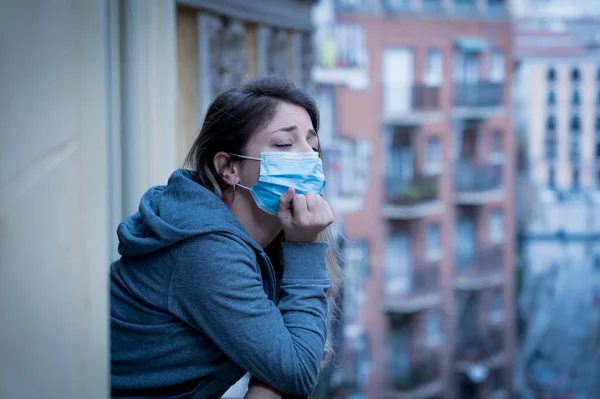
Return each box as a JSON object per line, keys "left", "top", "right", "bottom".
{"left": 390, "top": 351, "right": 442, "bottom": 391}
{"left": 387, "top": 175, "right": 439, "bottom": 205}
{"left": 453, "top": 82, "right": 504, "bottom": 107}
{"left": 386, "top": 262, "right": 441, "bottom": 302}
{"left": 456, "top": 327, "right": 504, "bottom": 363}
{"left": 455, "top": 161, "right": 503, "bottom": 192}
{"left": 314, "top": 23, "right": 367, "bottom": 70}
{"left": 455, "top": 244, "right": 504, "bottom": 278}
{"left": 382, "top": 84, "right": 441, "bottom": 115}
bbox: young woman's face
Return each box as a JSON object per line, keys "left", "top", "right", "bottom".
{"left": 238, "top": 102, "right": 319, "bottom": 189}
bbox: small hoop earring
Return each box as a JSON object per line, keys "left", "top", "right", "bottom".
{"left": 232, "top": 184, "right": 236, "bottom": 195}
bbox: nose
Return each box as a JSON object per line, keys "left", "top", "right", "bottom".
{"left": 296, "top": 139, "right": 315, "bottom": 153}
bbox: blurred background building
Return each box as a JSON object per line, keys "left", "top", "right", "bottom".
{"left": 513, "top": 6, "right": 600, "bottom": 398}
{"left": 312, "top": 0, "right": 515, "bottom": 398}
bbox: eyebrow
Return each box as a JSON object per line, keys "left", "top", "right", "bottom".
{"left": 269, "top": 125, "right": 318, "bottom": 137}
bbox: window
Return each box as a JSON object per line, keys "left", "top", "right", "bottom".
{"left": 425, "top": 136, "right": 442, "bottom": 173}
{"left": 546, "top": 136, "right": 556, "bottom": 160}
{"left": 571, "top": 115, "right": 581, "bottom": 132}
{"left": 597, "top": 168, "right": 600, "bottom": 188}
{"left": 491, "top": 130, "right": 503, "bottom": 157}
{"left": 489, "top": 210, "right": 504, "bottom": 244}
{"left": 547, "top": 67, "right": 556, "bottom": 81}
{"left": 572, "top": 167, "right": 580, "bottom": 191}
{"left": 425, "top": 49, "right": 443, "bottom": 86}
{"left": 385, "top": 233, "right": 411, "bottom": 295}
{"left": 490, "top": 51, "right": 505, "bottom": 82}
{"left": 597, "top": 67, "right": 600, "bottom": 81}
{"left": 548, "top": 167, "right": 556, "bottom": 189}
{"left": 597, "top": 90, "right": 600, "bottom": 105}
{"left": 547, "top": 115, "right": 556, "bottom": 131}
{"left": 490, "top": 288, "right": 503, "bottom": 312}
{"left": 425, "top": 223, "right": 441, "bottom": 260}
{"left": 571, "top": 67, "right": 580, "bottom": 81}
{"left": 596, "top": 116, "right": 600, "bottom": 132}
{"left": 388, "top": 325, "right": 410, "bottom": 381}
{"left": 455, "top": 218, "right": 475, "bottom": 263}
{"left": 547, "top": 90, "right": 556, "bottom": 105}
{"left": 382, "top": 48, "right": 414, "bottom": 115}
{"left": 572, "top": 90, "right": 580, "bottom": 106}
{"left": 491, "top": 368, "right": 504, "bottom": 391}
{"left": 343, "top": 241, "right": 368, "bottom": 321}
{"left": 425, "top": 309, "right": 442, "bottom": 345}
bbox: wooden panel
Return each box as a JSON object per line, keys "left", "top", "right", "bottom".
{"left": 176, "top": 7, "right": 199, "bottom": 166}
{"left": 244, "top": 23, "right": 258, "bottom": 79}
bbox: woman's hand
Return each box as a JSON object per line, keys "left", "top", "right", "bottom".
{"left": 277, "top": 187, "right": 334, "bottom": 243}
{"left": 244, "top": 379, "right": 282, "bottom": 399}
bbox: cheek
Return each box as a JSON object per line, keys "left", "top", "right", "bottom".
{"left": 240, "top": 161, "right": 261, "bottom": 185}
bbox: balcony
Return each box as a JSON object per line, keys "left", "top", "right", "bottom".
{"left": 454, "top": 244, "right": 505, "bottom": 290}
{"left": 452, "top": 82, "right": 504, "bottom": 119}
{"left": 421, "top": 0, "right": 443, "bottom": 13}
{"left": 454, "top": 161, "right": 504, "bottom": 205}
{"left": 382, "top": 84, "right": 442, "bottom": 126}
{"left": 452, "top": 0, "right": 477, "bottom": 14}
{"left": 335, "top": 0, "right": 370, "bottom": 12}
{"left": 455, "top": 328, "right": 506, "bottom": 372}
{"left": 487, "top": 0, "right": 508, "bottom": 15}
{"left": 384, "top": 353, "right": 444, "bottom": 399}
{"left": 384, "top": 262, "right": 442, "bottom": 314}
{"left": 382, "top": 175, "right": 442, "bottom": 219}
{"left": 313, "top": 23, "right": 368, "bottom": 90}
{"left": 381, "top": 0, "right": 413, "bottom": 13}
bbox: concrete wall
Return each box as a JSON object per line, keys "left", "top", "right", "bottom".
{"left": 0, "top": 0, "right": 111, "bottom": 398}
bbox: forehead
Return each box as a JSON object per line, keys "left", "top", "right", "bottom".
{"left": 264, "top": 102, "right": 313, "bottom": 130}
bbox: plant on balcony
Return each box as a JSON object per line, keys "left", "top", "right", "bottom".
{"left": 392, "top": 364, "right": 430, "bottom": 390}
{"left": 388, "top": 176, "right": 438, "bottom": 205}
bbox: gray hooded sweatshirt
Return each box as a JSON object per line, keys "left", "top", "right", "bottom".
{"left": 110, "top": 169, "right": 330, "bottom": 398}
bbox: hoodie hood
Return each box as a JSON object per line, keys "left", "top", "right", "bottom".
{"left": 117, "top": 169, "right": 260, "bottom": 257}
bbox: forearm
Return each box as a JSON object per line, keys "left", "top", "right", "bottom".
{"left": 244, "top": 380, "right": 282, "bottom": 399}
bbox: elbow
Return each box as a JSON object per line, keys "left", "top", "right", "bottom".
{"left": 278, "top": 361, "right": 320, "bottom": 397}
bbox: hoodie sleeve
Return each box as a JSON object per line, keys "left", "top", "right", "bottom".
{"left": 167, "top": 233, "right": 330, "bottom": 397}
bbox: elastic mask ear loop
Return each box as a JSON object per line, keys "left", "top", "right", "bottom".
{"left": 230, "top": 153, "right": 261, "bottom": 161}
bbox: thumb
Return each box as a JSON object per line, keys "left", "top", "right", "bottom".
{"left": 277, "top": 187, "right": 295, "bottom": 222}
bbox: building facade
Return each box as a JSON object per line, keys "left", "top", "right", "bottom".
{"left": 313, "top": 0, "right": 516, "bottom": 398}
{"left": 514, "top": 15, "right": 600, "bottom": 398}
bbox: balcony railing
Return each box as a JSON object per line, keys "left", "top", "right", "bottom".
{"left": 387, "top": 352, "right": 443, "bottom": 398}
{"left": 453, "top": 82, "right": 504, "bottom": 108}
{"left": 387, "top": 175, "right": 439, "bottom": 205}
{"left": 453, "top": 0, "right": 477, "bottom": 13}
{"left": 456, "top": 328, "right": 505, "bottom": 365}
{"left": 422, "top": 0, "right": 443, "bottom": 13}
{"left": 382, "top": 84, "right": 441, "bottom": 123}
{"left": 455, "top": 244, "right": 505, "bottom": 289}
{"left": 314, "top": 23, "right": 368, "bottom": 88}
{"left": 385, "top": 262, "right": 441, "bottom": 314}
{"left": 455, "top": 161, "right": 503, "bottom": 193}
{"left": 383, "top": 175, "right": 441, "bottom": 219}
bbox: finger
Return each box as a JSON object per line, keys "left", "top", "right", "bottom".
{"left": 277, "top": 187, "right": 295, "bottom": 221}
{"left": 305, "top": 192, "right": 319, "bottom": 212}
{"left": 292, "top": 194, "right": 309, "bottom": 223}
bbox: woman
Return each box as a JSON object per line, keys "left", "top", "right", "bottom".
{"left": 110, "top": 77, "right": 342, "bottom": 399}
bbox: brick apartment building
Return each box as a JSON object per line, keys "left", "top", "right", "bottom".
{"left": 313, "top": 0, "right": 516, "bottom": 398}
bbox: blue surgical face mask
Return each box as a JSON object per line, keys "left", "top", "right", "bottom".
{"left": 231, "top": 151, "right": 326, "bottom": 215}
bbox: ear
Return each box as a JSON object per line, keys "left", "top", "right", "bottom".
{"left": 213, "top": 151, "right": 239, "bottom": 187}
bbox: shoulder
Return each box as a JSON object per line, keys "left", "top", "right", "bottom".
{"left": 176, "top": 232, "right": 259, "bottom": 272}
